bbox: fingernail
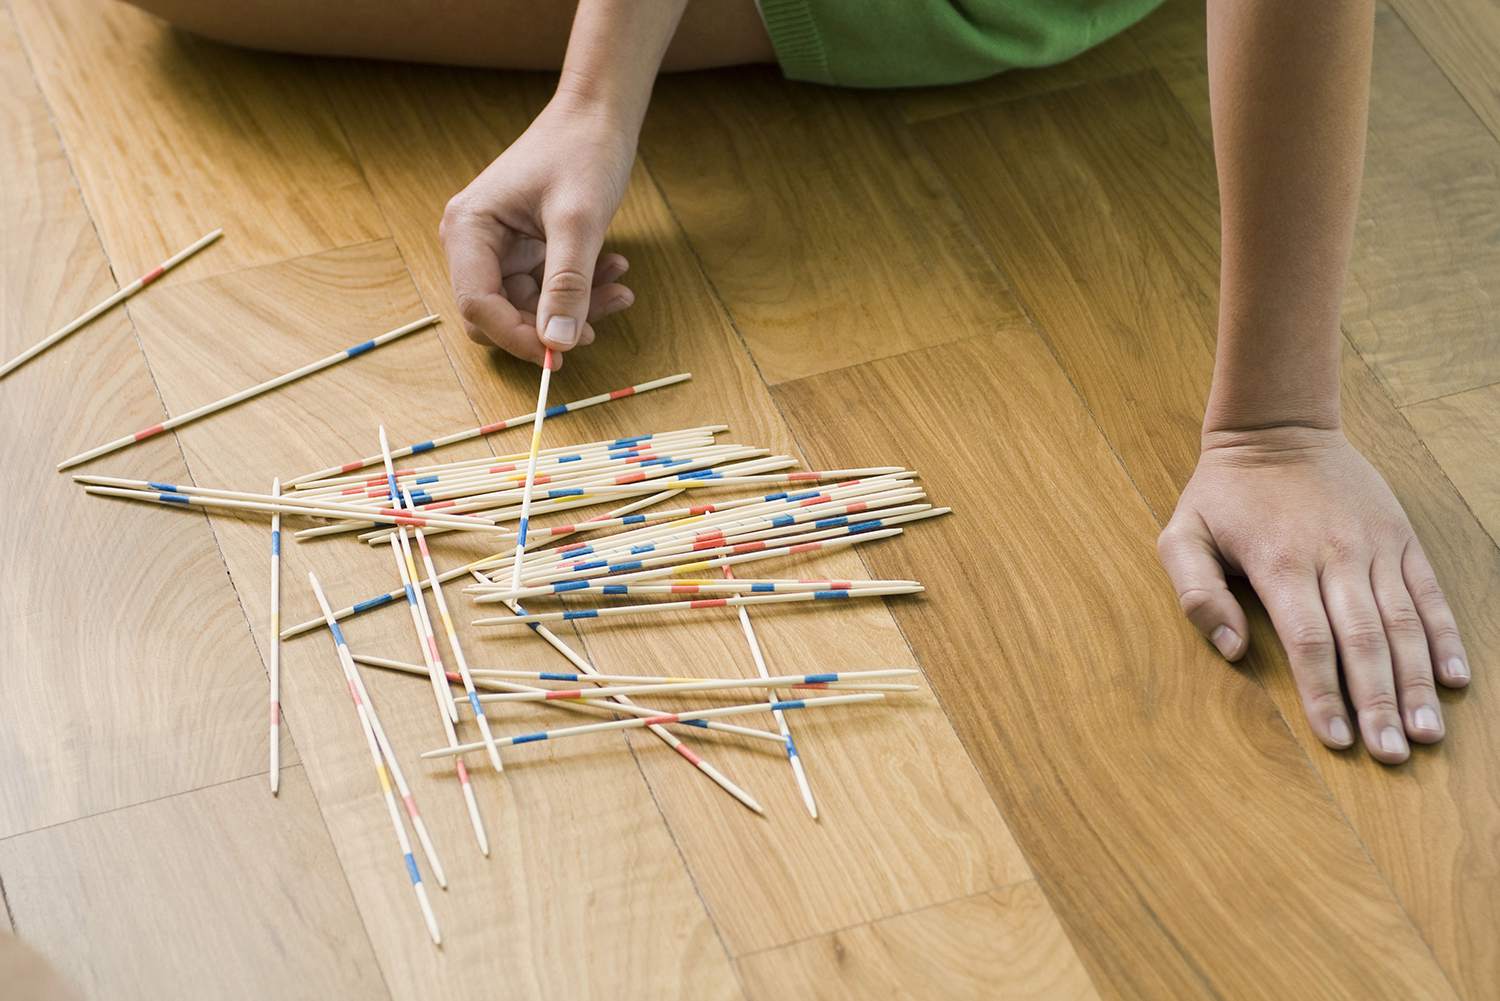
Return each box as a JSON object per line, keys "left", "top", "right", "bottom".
{"left": 1380, "top": 726, "right": 1407, "bottom": 756}
{"left": 1445, "top": 657, "right": 1470, "bottom": 682}
{"left": 1210, "top": 625, "right": 1240, "bottom": 658}
{"left": 1414, "top": 706, "right": 1440, "bottom": 734}
{"left": 1328, "top": 716, "right": 1352, "bottom": 745}
{"left": 543, "top": 315, "right": 578, "bottom": 348}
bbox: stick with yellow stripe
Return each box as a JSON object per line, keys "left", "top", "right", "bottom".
{"left": 509, "top": 348, "right": 557, "bottom": 593}
{"left": 309, "top": 572, "right": 442, "bottom": 947}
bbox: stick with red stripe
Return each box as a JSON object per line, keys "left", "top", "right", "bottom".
{"left": 283, "top": 373, "right": 692, "bottom": 486}
{"left": 79, "top": 483, "right": 511, "bottom": 535}
{"left": 421, "top": 693, "right": 884, "bottom": 760}
{"left": 57, "top": 314, "right": 438, "bottom": 470}
{"left": 468, "top": 668, "right": 916, "bottom": 705}
{"left": 512, "top": 349, "right": 567, "bottom": 591}
{"left": 386, "top": 514, "right": 489, "bottom": 856}
{"left": 2, "top": 229, "right": 222, "bottom": 381}
{"left": 352, "top": 652, "right": 790, "bottom": 744}
{"left": 268, "top": 478, "right": 282, "bottom": 796}
{"left": 308, "top": 572, "right": 443, "bottom": 946}
{"left": 275, "top": 488, "right": 683, "bottom": 641}
{"left": 473, "top": 572, "right": 767, "bottom": 814}
{"left": 404, "top": 489, "right": 505, "bottom": 774}
{"left": 474, "top": 584, "right": 923, "bottom": 628}
{"left": 725, "top": 564, "right": 819, "bottom": 818}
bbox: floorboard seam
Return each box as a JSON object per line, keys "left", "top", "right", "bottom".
{"left": 730, "top": 877, "right": 1036, "bottom": 962}
{"left": 1385, "top": 1, "right": 1500, "bottom": 147}
{"left": 636, "top": 149, "right": 1048, "bottom": 984}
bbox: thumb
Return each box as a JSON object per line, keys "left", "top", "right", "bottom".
{"left": 536, "top": 208, "right": 606, "bottom": 356}
{"left": 1156, "top": 512, "right": 1250, "bottom": 661}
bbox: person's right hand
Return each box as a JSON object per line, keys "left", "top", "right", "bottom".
{"left": 440, "top": 92, "right": 639, "bottom": 368}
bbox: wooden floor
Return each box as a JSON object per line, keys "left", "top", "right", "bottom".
{"left": 1, "top": 0, "right": 1496, "bottom": 998}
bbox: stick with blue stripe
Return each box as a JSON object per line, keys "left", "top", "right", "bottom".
{"left": 474, "top": 584, "right": 923, "bottom": 629}
{"left": 405, "top": 489, "right": 505, "bottom": 774}
{"left": 308, "top": 572, "right": 442, "bottom": 947}
{"left": 75, "top": 476, "right": 509, "bottom": 535}
{"left": 268, "top": 479, "right": 282, "bottom": 796}
{"left": 465, "top": 669, "right": 917, "bottom": 706}
{"left": 724, "top": 565, "right": 819, "bottom": 818}
{"left": 275, "top": 488, "right": 685, "bottom": 642}
{"left": 471, "top": 499, "right": 933, "bottom": 598}
{"left": 461, "top": 477, "right": 921, "bottom": 588}
{"left": 283, "top": 372, "right": 694, "bottom": 487}
{"left": 386, "top": 517, "right": 490, "bottom": 856}
{"left": 475, "top": 575, "right": 767, "bottom": 814}
{"left": 476, "top": 578, "right": 921, "bottom": 601}
{"left": 352, "top": 652, "right": 793, "bottom": 745}
{"left": 421, "top": 693, "right": 885, "bottom": 760}
{"left": 58, "top": 314, "right": 438, "bottom": 470}
{"left": 509, "top": 347, "right": 558, "bottom": 595}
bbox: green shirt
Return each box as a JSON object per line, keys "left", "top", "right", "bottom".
{"left": 761, "top": 0, "right": 1164, "bottom": 87}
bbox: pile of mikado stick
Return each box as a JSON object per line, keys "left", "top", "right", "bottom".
{"left": 75, "top": 364, "right": 945, "bottom": 947}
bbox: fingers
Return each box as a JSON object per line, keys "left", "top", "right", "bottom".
{"left": 1402, "top": 540, "right": 1471, "bottom": 688}
{"left": 1256, "top": 568, "right": 1355, "bottom": 751}
{"left": 536, "top": 208, "right": 607, "bottom": 355}
{"left": 1321, "top": 564, "right": 1408, "bottom": 763}
{"left": 505, "top": 273, "right": 632, "bottom": 326}
{"left": 441, "top": 215, "right": 544, "bottom": 364}
{"left": 1372, "top": 552, "right": 1443, "bottom": 743}
{"left": 1157, "top": 513, "right": 1250, "bottom": 660}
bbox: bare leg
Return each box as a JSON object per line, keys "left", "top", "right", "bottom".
{"left": 121, "top": 0, "right": 775, "bottom": 71}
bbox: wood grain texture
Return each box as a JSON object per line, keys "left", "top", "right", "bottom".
{"left": 1389, "top": 0, "right": 1500, "bottom": 142}
{"left": 0, "top": 769, "right": 387, "bottom": 1001}
{"left": 323, "top": 59, "right": 1033, "bottom": 958}
{"left": 916, "top": 69, "right": 1500, "bottom": 998}
{"left": 1406, "top": 383, "right": 1500, "bottom": 542}
{"left": 1136, "top": 1, "right": 1500, "bottom": 406}
{"left": 9, "top": 0, "right": 383, "bottom": 284}
{"left": 637, "top": 66, "right": 1024, "bottom": 385}
{"left": 775, "top": 335, "right": 1458, "bottom": 1000}
{"left": 0, "top": 5, "right": 283, "bottom": 838}
{"left": 736, "top": 882, "right": 1098, "bottom": 1001}
{"left": 1349, "top": 5, "right": 1500, "bottom": 403}
{"left": 124, "top": 242, "right": 741, "bottom": 1001}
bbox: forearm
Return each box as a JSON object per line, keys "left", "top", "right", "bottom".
{"left": 1203, "top": 0, "right": 1374, "bottom": 434}
{"left": 555, "top": 0, "right": 689, "bottom": 131}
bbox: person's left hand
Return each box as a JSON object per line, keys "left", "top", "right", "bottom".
{"left": 1157, "top": 425, "right": 1471, "bottom": 763}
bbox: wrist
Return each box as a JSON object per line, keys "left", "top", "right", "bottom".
{"left": 551, "top": 73, "right": 650, "bottom": 132}
{"left": 1202, "top": 319, "right": 1343, "bottom": 437}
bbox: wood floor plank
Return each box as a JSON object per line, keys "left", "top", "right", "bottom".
{"left": 1405, "top": 383, "right": 1500, "bottom": 542}
{"left": 8, "top": 0, "right": 384, "bottom": 285}
{"left": 322, "top": 59, "right": 1032, "bottom": 958}
{"left": 0, "top": 768, "right": 389, "bottom": 1001}
{"left": 1388, "top": 0, "right": 1500, "bottom": 142}
{"left": 123, "top": 241, "right": 741, "bottom": 1001}
{"left": 0, "top": 3, "right": 284, "bottom": 838}
{"left": 636, "top": 67, "right": 1025, "bottom": 385}
{"left": 775, "top": 336, "right": 1458, "bottom": 1000}
{"left": 915, "top": 69, "right": 1499, "bottom": 998}
{"left": 1135, "top": 1, "right": 1500, "bottom": 406}
{"left": 736, "top": 883, "right": 1099, "bottom": 1001}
